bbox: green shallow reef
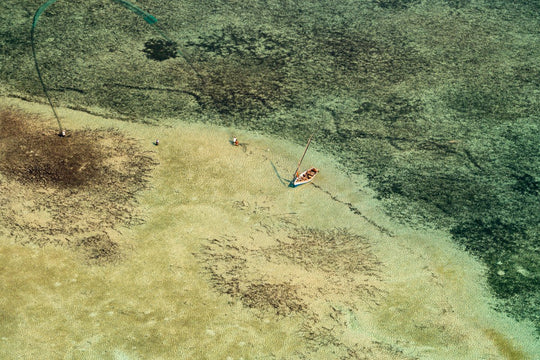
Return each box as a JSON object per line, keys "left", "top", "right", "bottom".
{"left": 1, "top": 0, "right": 539, "bottom": 341}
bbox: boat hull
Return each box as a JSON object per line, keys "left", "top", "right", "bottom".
{"left": 292, "top": 167, "right": 319, "bottom": 187}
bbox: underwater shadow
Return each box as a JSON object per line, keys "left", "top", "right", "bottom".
{"left": 270, "top": 160, "right": 291, "bottom": 186}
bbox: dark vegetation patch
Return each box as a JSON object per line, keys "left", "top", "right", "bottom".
{"left": 451, "top": 217, "right": 540, "bottom": 328}
{"left": 362, "top": 121, "right": 540, "bottom": 331}
{"left": 192, "top": 59, "right": 294, "bottom": 117}
{"left": 512, "top": 173, "right": 539, "bottom": 196}
{"left": 309, "top": 27, "right": 428, "bottom": 89}
{"left": 241, "top": 282, "right": 306, "bottom": 316}
{"left": 272, "top": 227, "right": 381, "bottom": 275}
{"left": 374, "top": 0, "right": 420, "bottom": 10}
{"left": 198, "top": 222, "right": 386, "bottom": 357}
{"left": 75, "top": 233, "right": 122, "bottom": 265}
{"left": 0, "top": 114, "right": 104, "bottom": 188}
{"left": 485, "top": 0, "right": 540, "bottom": 12}
{"left": 199, "top": 225, "right": 382, "bottom": 313}
{"left": 188, "top": 25, "right": 293, "bottom": 65}
{"left": 178, "top": 24, "right": 427, "bottom": 135}
{"left": 0, "top": 107, "right": 157, "bottom": 264}
{"left": 186, "top": 25, "right": 295, "bottom": 117}
{"left": 199, "top": 236, "right": 307, "bottom": 316}
{"left": 351, "top": 93, "right": 423, "bottom": 127}
{"left": 443, "top": 81, "right": 527, "bottom": 120}
{"left": 444, "top": 0, "right": 471, "bottom": 9}
{"left": 142, "top": 38, "right": 178, "bottom": 61}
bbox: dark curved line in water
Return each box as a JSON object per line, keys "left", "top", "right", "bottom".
{"left": 104, "top": 83, "right": 202, "bottom": 103}
{"left": 312, "top": 183, "right": 395, "bottom": 237}
{"left": 31, "top": 0, "right": 63, "bottom": 133}
{"left": 31, "top": 0, "right": 204, "bottom": 133}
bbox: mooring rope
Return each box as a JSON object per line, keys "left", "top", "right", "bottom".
{"left": 31, "top": 0, "right": 203, "bottom": 134}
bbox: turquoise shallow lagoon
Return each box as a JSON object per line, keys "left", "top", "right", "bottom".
{"left": 1, "top": 0, "right": 539, "bottom": 358}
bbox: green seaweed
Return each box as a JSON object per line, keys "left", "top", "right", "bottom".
{"left": 142, "top": 38, "right": 178, "bottom": 61}
{"left": 374, "top": 0, "right": 420, "bottom": 10}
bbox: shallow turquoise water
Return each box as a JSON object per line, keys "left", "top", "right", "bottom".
{"left": 1, "top": 0, "right": 539, "bottom": 336}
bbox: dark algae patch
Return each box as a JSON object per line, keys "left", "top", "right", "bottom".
{"left": 187, "top": 24, "right": 296, "bottom": 117}
{"left": 1, "top": 0, "right": 539, "bottom": 335}
{"left": 374, "top": 0, "right": 420, "bottom": 10}
{"left": 198, "top": 225, "right": 388, "bottom": 358}
{"left": 142, "top": 38, "right": 178, "bottom": 61}
{"left": 0, "top": 107, "right": 156, "bottom": 264}
{"left": 0, "top": 110, "right": 104, "bottom": 188}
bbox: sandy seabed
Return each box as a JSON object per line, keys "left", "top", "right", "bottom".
{"left": 0, "top": 97, "right": 538, "bottom": 359}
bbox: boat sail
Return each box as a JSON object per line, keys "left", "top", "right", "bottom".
{"left": 291, "top": 134, "right": 319, "bottom": 187}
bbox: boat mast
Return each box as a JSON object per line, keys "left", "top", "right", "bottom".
{"left": 294, "top": 134, "right": 313, "bottom": 178}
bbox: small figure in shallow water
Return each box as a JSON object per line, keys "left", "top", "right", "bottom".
{"left": 155, "top": 139, "right": 159, "bottom": 146}
{"left": 233, "top": 136, "right": 239, "bottom": 146}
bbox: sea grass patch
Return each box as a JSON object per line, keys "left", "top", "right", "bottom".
{"left": 1, "top": 115, "right": 104, "bottom": 188}
{"left": 199, "top": 223, "right": 383, "bottom": 316}
{"left": 374, "top": 0, "right": 420, "bottom": 9}
{"left": 142, "top": 38, "right": 178, "bottom": 61}
{"left": 198, "top": 214, "right": 389, "bottom": 357}
{"left": 0, "top": 107, "right": 156, "bottom": 263}
{"left": 186, "top": 25, "right": 296, "bottom": 117}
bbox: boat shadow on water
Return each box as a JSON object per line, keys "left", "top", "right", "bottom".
{"left": 269, "top": 160, "right": 291, "bottom": 186}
